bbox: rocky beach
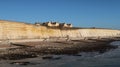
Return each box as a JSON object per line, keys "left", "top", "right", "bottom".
{"left": 0, "top": 37, "right": 119, "bottom": 60}
{"left": 0, "top": 20, "right": 119, "bottom": 67}
{"left": 0, "top": 40, "right": 119, "bottom": 67}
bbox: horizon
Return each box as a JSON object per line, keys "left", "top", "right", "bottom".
{"left": 0, "top": 0, "right": 120, "bottom": 29}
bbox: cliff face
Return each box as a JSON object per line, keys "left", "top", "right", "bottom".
{"left": 0, "top": 20, "right": 120, "bottom": 40}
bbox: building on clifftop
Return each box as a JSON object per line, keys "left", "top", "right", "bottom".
{"left": 59, "top": 23, "right": 72, "bottom": 28}
{"left": 35, "top": 21, "right": 73, "bottom": 28}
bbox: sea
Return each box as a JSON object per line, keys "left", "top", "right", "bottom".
{"left": 0, "top": 41, "right": 120, "bottom": 67}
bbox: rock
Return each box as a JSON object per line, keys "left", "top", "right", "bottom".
{"left": 10, "top": 61, "right": 30, "bottom": 65}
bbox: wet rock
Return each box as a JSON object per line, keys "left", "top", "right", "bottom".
{"left": 10, "top": 61, "right": 30, "bottom": 65}
{"left": 42, "top": 56, "right": 53, "bottom": 59}
{"left": 42, "top": 56, "right": 61, "bottom": 60}
{"left": 10, "top": 61, "right": 38, "bottom": 65}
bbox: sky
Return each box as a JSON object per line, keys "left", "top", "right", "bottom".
{"left": 0, "top": 0, "right": 120, "bottom": 29}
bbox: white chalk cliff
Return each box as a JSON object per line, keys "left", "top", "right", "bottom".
{"left": 0, "top": 20, "right": 120, "bottom": 40}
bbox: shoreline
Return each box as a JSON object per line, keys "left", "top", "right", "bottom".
{"left": 0, "top": 38, "right": 119, "bottom": 60}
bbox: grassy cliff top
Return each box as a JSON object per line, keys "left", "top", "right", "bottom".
{"left": 0, "top": 20, "right": 116, "bottom": 30}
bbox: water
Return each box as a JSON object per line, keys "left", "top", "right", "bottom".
{"left": 0, "top": 41, "right": 120, "bottom": 67}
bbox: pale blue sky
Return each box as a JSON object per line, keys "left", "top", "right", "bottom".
{"left": 0, "top": 0, "right": 120, "bottom": 29}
